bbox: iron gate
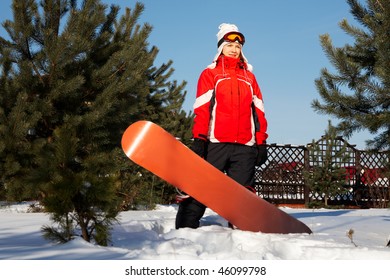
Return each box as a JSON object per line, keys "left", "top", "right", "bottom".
{"left": 254, "top": 137, "right": 389, "bottom": 208}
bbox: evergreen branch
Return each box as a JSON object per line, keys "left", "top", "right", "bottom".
{"left": 108, "top": 62, "right": 127, "bottom": 79}
{"left": 375, "top": 0, "right": 384, "bottom": 11}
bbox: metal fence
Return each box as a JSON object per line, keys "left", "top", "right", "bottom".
{"left": 254, "top": 137, "right": 389, "bottom": 208}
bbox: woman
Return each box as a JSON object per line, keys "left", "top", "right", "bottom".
{"left": 175, "top": 23, "right": 268, "bottom": 229}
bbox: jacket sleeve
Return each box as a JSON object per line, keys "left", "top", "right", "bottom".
{"left": 252, "top": 75, "right": 268, "bottom": 144}
{"left": 192, "top": 69, "right": 214, "bottom": 140}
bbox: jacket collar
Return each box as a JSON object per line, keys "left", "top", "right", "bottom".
{"left": 217, "top": 55, "right": 246, "bottom": 69}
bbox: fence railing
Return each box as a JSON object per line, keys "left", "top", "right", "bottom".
{"left": 254, "top": 138, "right": 389, "bottom": 208}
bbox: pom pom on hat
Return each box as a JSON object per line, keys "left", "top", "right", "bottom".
{"left": 207, "top": 23, "right": 252, "bottom": 71}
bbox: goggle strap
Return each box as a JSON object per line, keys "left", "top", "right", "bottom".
{"left": 217, "top": 38, "right": 226, "bottom": 48}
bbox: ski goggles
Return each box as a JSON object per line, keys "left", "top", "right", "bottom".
{"left": 218, "top": 31, "right": 245, "bottom": 47}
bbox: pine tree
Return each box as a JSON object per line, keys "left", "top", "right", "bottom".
{"left": 0, "top": 0, "right": 191, "bottom": 244}
{"left": 312, "top": 0, "right": 390, "bottom": 150}
{"left": 305, "top": 121, "right": 352, "bottom": 207}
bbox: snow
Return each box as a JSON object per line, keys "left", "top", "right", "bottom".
{"left": 1, "top": 202, "right": 390, "bottom": 279}
{"left": 1, "top": 202, "right": 390, "bottom": 260}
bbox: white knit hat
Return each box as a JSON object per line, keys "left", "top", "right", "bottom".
{"left": 207, "top": 23, "right": 253, "bottom": 71}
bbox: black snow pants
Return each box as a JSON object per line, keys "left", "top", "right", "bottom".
{"left": 175, "top": 142, "right": 258, "bottom": 229}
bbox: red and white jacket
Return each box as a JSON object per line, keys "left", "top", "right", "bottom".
{"left": 193, "top": 55, "right": 268, "bottom": 146}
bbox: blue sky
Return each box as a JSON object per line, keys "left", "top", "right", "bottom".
{"left": 0, "top": 0, "right": 373, "bottom": 149}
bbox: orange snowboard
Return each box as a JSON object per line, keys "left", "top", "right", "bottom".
{"left": 121, "top": 121, "right": 312, "bottom": 234}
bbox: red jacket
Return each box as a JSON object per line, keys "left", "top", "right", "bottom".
{"left": 193, "top": 55, "right": 268, "bottom": 145}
